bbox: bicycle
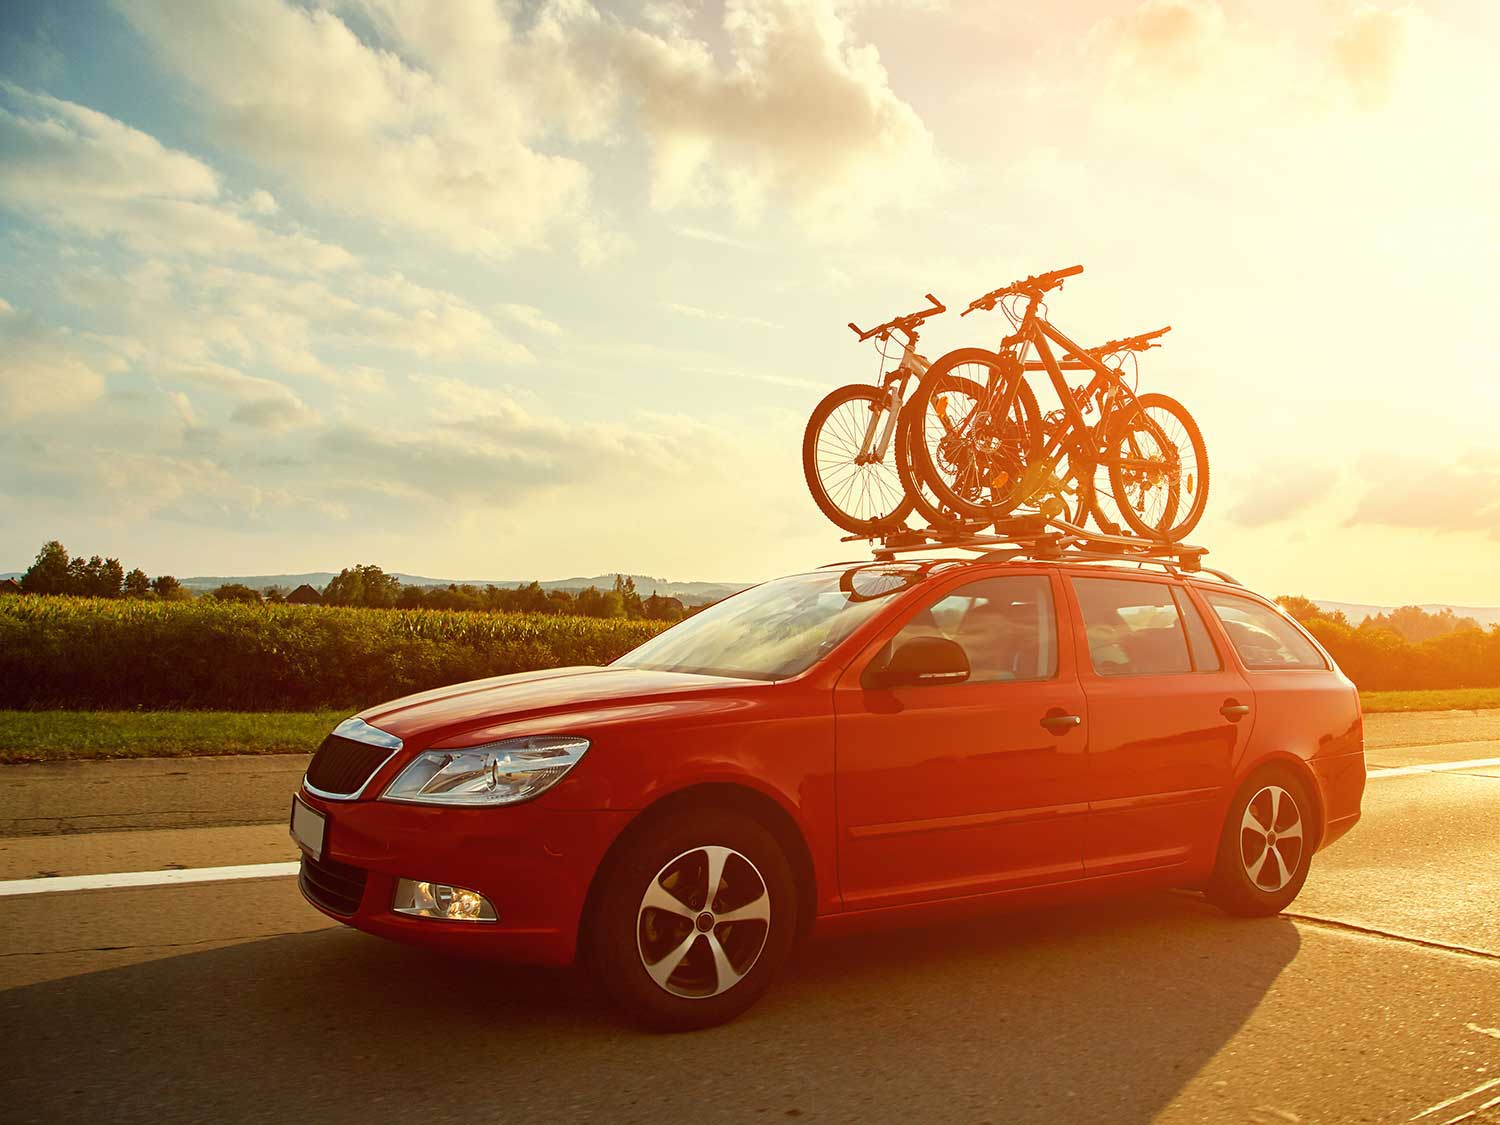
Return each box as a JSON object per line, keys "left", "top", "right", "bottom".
{"left": 898, "top": 265, "right": 1210, "bottom": 541}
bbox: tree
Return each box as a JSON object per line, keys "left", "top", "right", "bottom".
{"left": 20, "top": 541, "right": 71, "bottom": 595}
{"left": 323, "top": 564, "right": 401, "bottom": 608}
{"left": 613, "top": 574, "right": 644, "bottom": 619}
{"left": 643, "top": 593, "right": 686, "bottom": 623}
{"left": 209, "top": 583, "right": 262, "bottom": 603}
{"left": 152, "top": 575, "right": 190, "bottom": 601}
{"left": 123, "top": 568, "right": 154, "bottom": 598}
{"left": 1364, "top": 605, "right": 1481, "bottom": 645}
{"left": 1275, "top": 595, "right": 1349, "bottom": 628}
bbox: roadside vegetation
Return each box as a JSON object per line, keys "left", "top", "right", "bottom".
{"left": 0, "top": 595, "right": 666, "bottom": 710}
{"left": 0, "top": 710, "right": 348, "bottom": 764}
{"left": 1277, "top": 598, "right": 1500, "bottom": 693}
{"left": 1358, "top": 688, "right": 1500, "bottom": 713}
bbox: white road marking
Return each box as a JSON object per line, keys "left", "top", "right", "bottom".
{"left": 1367, "top": 757, "right": 1500, "bottom": 780}
{"left": 1467, "top": 1023, "right": 1500, "bottom": 1040}
{"left": 1411, "top": 1077, "right": 1500, "bottom": 1121}
{"left": 0, "top": 861, "right": 300, "bottom": 898}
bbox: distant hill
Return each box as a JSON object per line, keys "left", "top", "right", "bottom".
{"left": 1313, "top": 601, "right": 1500, "bottom": 628}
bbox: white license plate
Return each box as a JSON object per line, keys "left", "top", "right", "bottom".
{"left": 290, "top": 796, "right": 326, "bottom": 861}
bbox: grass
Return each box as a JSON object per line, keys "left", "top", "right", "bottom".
{"left": 5, "top": 688, "right": 1498, "bottom": 763}
{"left": 0, "top": 710, "right": 348, "bottom": 764}
{"left": 1359, "top": 688, "right": 1500, "bottom": 713}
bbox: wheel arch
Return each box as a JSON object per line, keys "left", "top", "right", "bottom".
{"left": 1236, "top": 751, "right": 1327, "bottom": 850}
{"left": 579, "top": 781, "right": 820, "bottom": 953}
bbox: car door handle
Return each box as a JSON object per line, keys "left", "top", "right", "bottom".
{"left": 1040, "top": 712, "right": 1083, "bottom": 734}
{"left": 1220, "top": 701, "right": 1251, "bottom": 720}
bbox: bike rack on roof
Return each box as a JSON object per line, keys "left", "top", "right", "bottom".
{"left": 838, "top": 513, "right": 1241, "bottom": 585}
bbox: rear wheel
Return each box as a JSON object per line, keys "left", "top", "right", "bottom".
{"left": 1206, "top": 768, "right": 1314, "bottom": 917}
{"left": 894, "top": 377, "right": 993, "bottom": 533}
{"left": 802, "top": 384, "right": 915, "bottom": 536}
{"left": 903, "top": 349, "right": 1042, "bottom": 522}
{"left": 588, "top": 808, "right": 798, "bottom": 1031}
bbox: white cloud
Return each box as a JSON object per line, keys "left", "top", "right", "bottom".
{"left": 117, "top": 0, "right": 935, "bottom": 250}
{"left": 664, "top": 301, "right": 775, "bottom": 330}
{"left": 0, "top": 85, "right": 354, "bottom": 271}
{"left": 0, "top": 312, "right": 109, "bottom": 419}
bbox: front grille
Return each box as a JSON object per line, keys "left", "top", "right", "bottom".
{"left": 305, "top": 734, "right": 391, "bottom": 796}
{"left": 299, "top": 854, "right": 368, "bottom": 916}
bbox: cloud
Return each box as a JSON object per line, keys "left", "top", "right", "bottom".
{"left": 0, "top": 310, "right": 109, "bottom": 419}
{"left": 1333, "top": 5, "right": 1413, "bottom": 106}
{"left": 117, "top": 0, "right": 935, "bottom": 249}
{"left": 0, "top": 85, "right": 354, "bottom": 271}
{"left": 1225, "top": 461, "right": 1341, "bottom": 528}
{"left": 663, "top": 302, "right": 775, "bottom": 330}
{"left": 1344, "top": 452, "right": 1500, "bottom": 536}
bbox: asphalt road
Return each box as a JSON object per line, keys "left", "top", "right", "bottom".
{"left": 1, "top": 713, "right": 1498, "bottom": 1124}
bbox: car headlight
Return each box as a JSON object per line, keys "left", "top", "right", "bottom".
{"left": 379, "top": 735, "right": 590, "bottom": 806}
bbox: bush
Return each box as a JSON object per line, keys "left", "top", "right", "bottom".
{"left": 0, "top": 595, "right": 667, "bottom": 710}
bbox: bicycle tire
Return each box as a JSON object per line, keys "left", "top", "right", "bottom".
{"left": 802, "top": 383, "right": 916, "bottom": 536}
{"left": 1105, "top": 392, "right": 1210, "bottom": 541}
{"left": 893, "top": 377, "right": 992, "bottom": 533}
{"left": 904, "top": 348, "right": 1042, "bottom": 522}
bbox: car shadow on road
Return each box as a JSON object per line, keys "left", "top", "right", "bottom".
{"left": 0, "top": 890, "right": 1298, "bottom": 1124}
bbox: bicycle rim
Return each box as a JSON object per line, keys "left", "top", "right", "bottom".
{"left": 802, "top": 384, "right": 914, "bottom": 534}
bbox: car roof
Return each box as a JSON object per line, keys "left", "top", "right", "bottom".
{"left": 814, "top": 553, "right": 1256, "bottom": 595}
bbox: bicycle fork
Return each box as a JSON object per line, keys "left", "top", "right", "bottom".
{"left": 858, "top": 375, "right": 906, "bottom": 464}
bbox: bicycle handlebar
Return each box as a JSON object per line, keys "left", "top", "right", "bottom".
{"left": 848, "top": 293, "right": 947, "bottom": 342}
{"left": 961, "top": 264, "right": 1085, "bottom": 317}
{"left": 1089, "top": 325, "right": 1172, "bottom": 355}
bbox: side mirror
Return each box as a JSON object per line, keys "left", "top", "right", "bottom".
{"left": 865, "top": 636, "right": 970, "bottom": 690}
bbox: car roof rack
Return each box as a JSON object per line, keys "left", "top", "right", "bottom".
{"left": 838, "top": 514, "right": 1241, "bottom": 585}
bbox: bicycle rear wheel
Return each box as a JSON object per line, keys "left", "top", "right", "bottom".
{"left": 802, "top": 383, "right": 915, "bottom": 536}
{"left": 903, "top": 349, "right": 1042, "bottom": 522}
{"left": 1104, "top": 392, "right": 1209, "bottom": 541}
{"left": 894, "top": 376, "right": 994, "bottom": 533}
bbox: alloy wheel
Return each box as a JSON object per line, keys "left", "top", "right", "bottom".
{"left": 636, "top": 845, "right": 771, "bottom": 999}
{"left": 1239, "top": 784, "right": 1304, "bottom": 892}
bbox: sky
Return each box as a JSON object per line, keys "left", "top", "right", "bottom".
{"left": 1, "top": 0, "right": 1497, "bottom": 604}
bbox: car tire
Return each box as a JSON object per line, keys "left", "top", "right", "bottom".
{"left": 1206, "top": 767, "right": 1315, "bottom": 917}
{"left": 586, "top": 807, "right": 798, "bottom": 1031}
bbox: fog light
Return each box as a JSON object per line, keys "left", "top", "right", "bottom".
{"left": 393, "top": 878, "right": 497, "bottom": 922}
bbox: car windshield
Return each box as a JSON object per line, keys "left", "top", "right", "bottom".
{"left": 613, "top": 567, "right": 925, "bottom": 681}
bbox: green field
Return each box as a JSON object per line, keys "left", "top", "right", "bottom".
{"left": 0, "top": 710, "right": 347, "bottom": 763}
{"left": 1358, "top": 687, "right": 1500, "bottom": 713}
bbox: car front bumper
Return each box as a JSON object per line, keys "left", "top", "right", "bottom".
{"left": 293, "top": 788, "right": 633, "bottom": 966}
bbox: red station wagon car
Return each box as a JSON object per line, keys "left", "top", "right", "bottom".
{"left": 290, "top": 556, "right": 1365, "bottom": 1029}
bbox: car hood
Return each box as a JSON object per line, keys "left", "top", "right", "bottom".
{"left": 357, "top": 665, "right": 759, "bottom": 743}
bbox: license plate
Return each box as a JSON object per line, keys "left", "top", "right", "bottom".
{"left": 289, "top": 796, "right": 326, "bottom": 861}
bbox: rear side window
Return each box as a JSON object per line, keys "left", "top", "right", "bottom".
{"left": 1071, "top": 577, "right": 1191, "bottom": 676}
{"left": 1202, "top": 591, "right": 1327, "bottom": 670}
{"left": 888, "top": 575, "right": 1056, "bottom": 684}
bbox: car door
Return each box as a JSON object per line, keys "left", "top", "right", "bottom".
{"left": 834, "top": 569, "right": 1089, "bottom": 910}
{"left": 1063, "top": 573, "right": 1253, "bottom": 876}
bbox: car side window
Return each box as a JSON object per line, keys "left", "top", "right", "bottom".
{"left": 1202, "top": 591, "right": 1327, "bottom": 670}
{"left": 886, "top": 575, "right": 1057, "bottom": 684}
{"left": 1172, "top": 587, "right": 1222, "bottom": 672}
{"left": 1071, "top": 577, "right": 1192, "bottom": 677}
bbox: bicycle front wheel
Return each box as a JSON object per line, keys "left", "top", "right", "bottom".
{"left": 894, "top": 376, "right": 994, "bottom": 533}
{"left": 1104, "top": 392, "right": 1210, "bottom": 541}
{"left": 802, "top": 383, "right": 915, "bottom": 536}
{"left": 905, "top": 349, "right": 1042, "bottom": 521}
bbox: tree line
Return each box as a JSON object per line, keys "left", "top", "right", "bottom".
{"left": 11, "top": 541, "right": 690, "bottom": 623}
{"left": 1276, "top": 596, "right": 1500, "bottom": 691}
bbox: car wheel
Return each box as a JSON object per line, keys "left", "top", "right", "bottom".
{"left": 587, "top": 807, "right": 798, "bottom": 1031}
{"left": 1206, "top": 768, "right": 1315, "bottom": 917}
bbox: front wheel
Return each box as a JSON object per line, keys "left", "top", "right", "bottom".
{"left": 802, "top": 384, "right": 915, "bottom": 536}
{"left": 587, "top": 808, "right": 798, "bottom": 1031}
{"left": 1104, "top": 392, "right": 1210, "bottom": 541}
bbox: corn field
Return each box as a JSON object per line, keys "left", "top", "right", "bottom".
{"left": 0, "top": 595, "right": 668, "bottom": 710}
